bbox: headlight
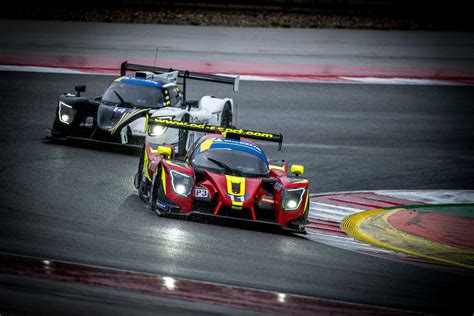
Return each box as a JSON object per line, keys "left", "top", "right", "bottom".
{"left": 281, "top": 188, "right": 305, "bottom": 211}
{"left": 148, "top": 116, "right": 172, "bottom": 136}
{"left": 149, "top": 125, "right": 167, "bottom": 136}
{"left": 58, "top": 101, "right": 76, "bottom": 124}
{"left": 169, "top": 170, "right": 193, "bottom": 196}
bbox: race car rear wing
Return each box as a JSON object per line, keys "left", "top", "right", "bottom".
{"left": 149, "top": 117, "right": 283, "bottom": 150}
{"left": 120, "top": 62, "right": 239, "bottom": 107}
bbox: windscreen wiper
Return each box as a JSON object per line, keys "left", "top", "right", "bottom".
{"left": 207, "top": 157, "right": 242, "bottom": 176}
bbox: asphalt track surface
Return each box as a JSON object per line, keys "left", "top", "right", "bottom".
{"left": 2, "top": 19, "right": 474, "bottom": 69}
{"left": 1, "top": 72, "right": 474, "bottom": 314}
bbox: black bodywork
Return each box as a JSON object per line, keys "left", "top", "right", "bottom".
{"left": 47, "top": 62, "right": 239, "bottom": 148}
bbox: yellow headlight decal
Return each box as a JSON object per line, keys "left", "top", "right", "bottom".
{"left": 303, "top": 189, "right": 309, "bottom": 212}
{"left": 161, "top": 167, "right": 167, "bottom": 195}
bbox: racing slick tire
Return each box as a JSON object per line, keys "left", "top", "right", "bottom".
{"left": 177, "top": 114, "right": 190, "bottom": 157}
{"left": 134, "top": 145, "right": 145, "bottom": 189}
{"left": 135, "top": 145, "right": 150, "bottom": 202}
{"left": 221, "top": 102, "right": 232, "bottom": 128}
{"left": 150, "top": 167, "right": 167, "bottom": 217}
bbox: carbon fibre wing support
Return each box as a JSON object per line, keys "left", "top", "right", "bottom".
{"left": 120, "top": 61, "right": 239, "bottom": 92}
{"left": 149, "top": 118, "right": 283, "bottom": 150}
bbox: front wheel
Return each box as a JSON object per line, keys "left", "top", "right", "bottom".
{"left": 135, "top": 145, "right": 151, "bottom": 202}
{"left": 134, "top": 145, "right": 145, "bottom": 190}
{"left": 150, "top": 168, "right": 165, "bottom": 216}
{"left": 286, "top": 198, "right": 309, "bottom": 234}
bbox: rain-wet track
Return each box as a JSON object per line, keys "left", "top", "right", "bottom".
{"left": 0, "top": 71, "right": 473, "bottom": 314}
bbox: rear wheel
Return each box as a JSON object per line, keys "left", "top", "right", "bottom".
{"left": 178, "top": 114, "right": 190, "bottom": 157}
{"left": 221, "top": 102, "right": 232, "bottom": 127}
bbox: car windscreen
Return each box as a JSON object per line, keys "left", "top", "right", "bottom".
{"left": 191, "top": 148, "right": 269, "bottom": 177}
{"left": 102, "top": 82, "right": 164, "bottom": 109}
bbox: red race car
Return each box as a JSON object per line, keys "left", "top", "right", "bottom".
{"left": 134, "top": 118, "right": 310, "bottom": 233}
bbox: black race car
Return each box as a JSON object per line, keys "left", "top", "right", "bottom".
{"left": 48, "top": 62, "right": 239, "bottom": 153}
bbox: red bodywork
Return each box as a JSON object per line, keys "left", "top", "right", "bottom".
{"left": 142, "top": 135, "right": 309, "bottom": 231}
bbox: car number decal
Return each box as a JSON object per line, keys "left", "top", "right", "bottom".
{"left": 194, "top": 188, "right": 209, "bottom": 198}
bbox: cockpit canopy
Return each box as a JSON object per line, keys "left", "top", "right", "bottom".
{"left": 189, "top": 137, "right": 269, "bottom": 177}
{"left": 102, "top": 78, "right": 181, "bottom": 109}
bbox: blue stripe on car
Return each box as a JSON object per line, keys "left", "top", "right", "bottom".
{"left": 210, "top": 140, "right": 267, "bottom": 164}
{"left": 122, "top": 78, "right": 163, "bottom": 88}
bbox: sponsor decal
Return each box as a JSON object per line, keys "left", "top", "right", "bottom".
{"left": 154, "top": 71, "right": 178, "bottom": 83}
{"left": 194, "top": 187, "right": 209, "bottom": 198}
{"left": 274, "top": 182, "right": 283, "bottom": 191}
{"left": 79, "top": 117, "right": 94, "bottom": 128}
{"left": 226, "top": 194, "right": 247, "bottom": 202}
{"left": 110, "top": 109, "right": 149, "bottom": 135}
{"left": 214, "top": 138, "right": 262, "bottom": 152}
{"left": 109, "top": 107, "right": 132, "bottom": 114}
{"left": 132, "top": 128, "right": 146, "bottom": 135}
{"left": 155, "top": 199, "right": 169, "bottom": 211}
{"left": 152, "top": 118, "right": 276, "bottom": 140}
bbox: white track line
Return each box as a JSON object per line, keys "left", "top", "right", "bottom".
{"left": 376, "top": 190, "right": 474, "bottom": 204}
{"left": 309, "top": 202, "right": 362, "bottom": 222}
{"left": 340, "top": 76, "right": 463, "bottom": 86}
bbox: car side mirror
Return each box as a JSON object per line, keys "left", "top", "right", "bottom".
{"left": 75, "top": 85, "right": 86, "bottom": 96}
{"left": 158, "top": 146, "right": 172, "bottom": 159}
{"left": 290, "top": 165, "right": 304, "bottom": 176}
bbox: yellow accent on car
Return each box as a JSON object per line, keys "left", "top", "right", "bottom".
{"left": 110, "top": 108, "right": 149, "bottom": 135}
{"left": 303, "top": 190, "right": 309, "bottom": 211}
{"left": 199, "top": 139, "right": 214, "bottom": 152}
{"left": 290, "top": 165, "right": 304, "bottom": 176}
{"left": 225, "top": 175, "right": 246, "bottom": 209}
{"left": 161, "top": 167, "right": 167, "bottom": 195}
{"left": 231, "top": 201, "right": 243, "bottom": 210}
{"left": 144, "top": 150, "right": 151, "bottom": 181}
{"left": 158, "top": 146, "right": 172, "bottom": 158}
{"left": 292, "top": 179, "right": 308, "bottom": 185}
{"left": 226, "top": 175, "right": 245, "bottom": 197}
{"left": 164, "top": 160, "right": 183, "bottom": 168}
{"left": 114, "top": 76, "right": 124, "bottom": 82}
{"left": 269, "top": 164, "right": 285, "bottom": 171}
